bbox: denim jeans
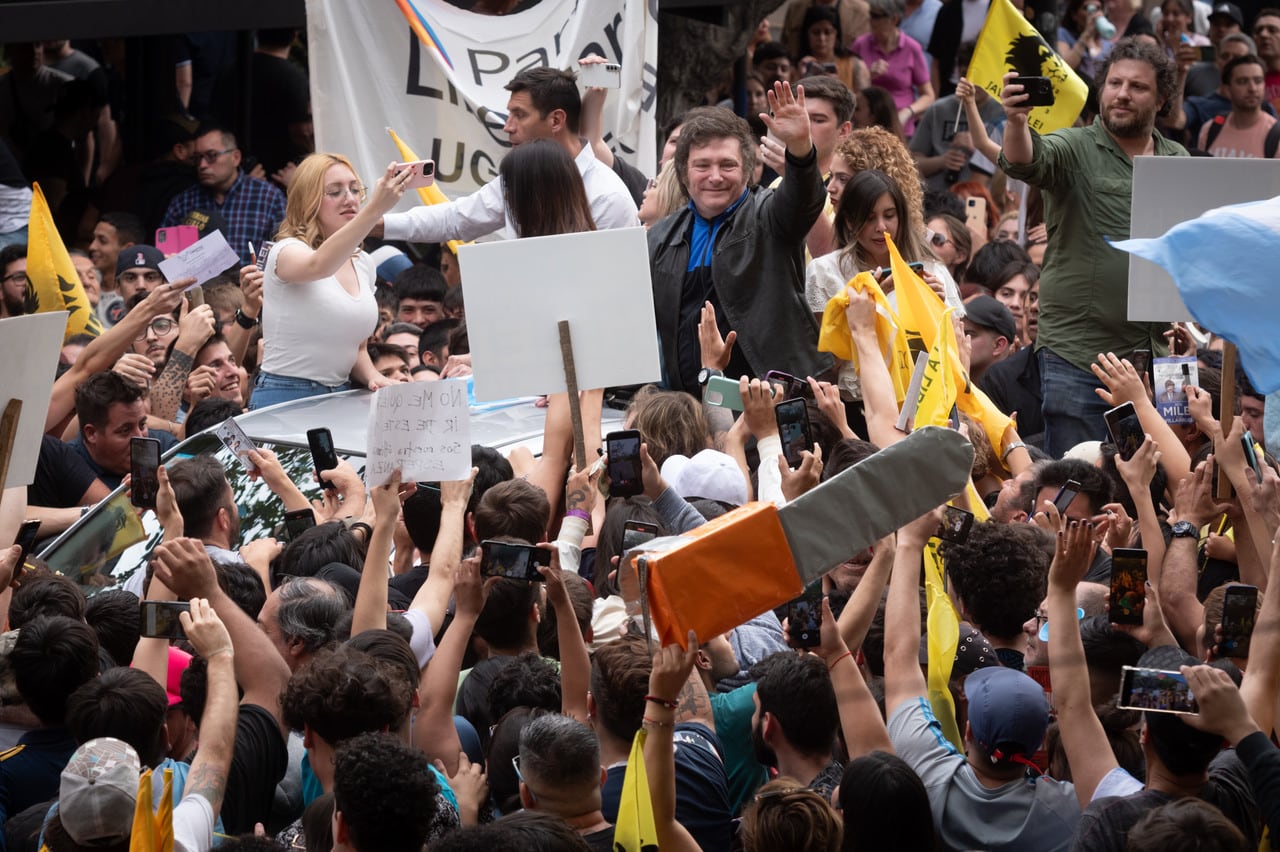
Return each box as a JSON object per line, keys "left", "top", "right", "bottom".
{"left": 248, "top": 371, "right": 351, "bottom": 410}
{"left": 1039, "top": 348, "right": 1110, "bottom": 459}
{"left": 0, "top": 227, "right": 27, "bottom": 251}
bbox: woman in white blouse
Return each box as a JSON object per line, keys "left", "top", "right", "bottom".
{"left": 249, "top": 154, "right": 413, "bottom": 410}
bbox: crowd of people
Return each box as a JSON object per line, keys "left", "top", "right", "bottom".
{"left": 2, "top": 0, "right": 1280, "bottom": 849}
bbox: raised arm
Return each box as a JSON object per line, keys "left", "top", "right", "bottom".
{"left": 151, "top": 537, "right": 292, "bottom": 735}
{"left": 133, "top": 466, "right": 183, "bottom": 693}
{"left": 847, "top": 289, "right": 903, "bottom": 449}
{"left": 577, "top": 56, "right": 616, "bottom": 168}
{"left": 1113, "top": 437, "right": 1167, "bottom": 579}
{"left": 538, "top": 546, "right": 590, "bottom": 723}
{"left": 820, "top": 595, "right": 892, "bottom": 757}
{"left": 351, "top": 473, "right": 403, "bottom": 636}
{"left": 45, "top": 281, "right": 187, "bottom": 433}
{"left": 643, "top": 634, "right": 703, "bottom": 852}
{"left": 883, "top": 511, "right": 937, "bottom": 712}
{"left": 1160, "top": 460, "right": 1228, "bottom": 648}
{"left": 1046, "top": 518, "right": 1117, "bottom": 808}
{"left": 956, "top": 79, "right": 1002, "bottom": 163}
{"left": 409, "top": 468, "right": 475, "bottom": 638}
{"left": 413, "top": 556, "right": 483, "bottom": 774}
{"left": 837, "top": 534, "right": 894, "bottom": 653}
{"left": 150, "top": 302, "right": 217, "bottom": 421}
{"left": 1239, "top": 536, "right": 1280, "bottom": 736}
{"left": 223, "top": 264, "right": 262, "bottom": 369}
{"left": 999, "top": 72, "right": 1036, "bottom": 166}
{"left": 274, "top": 163, "right": 414, "bottom": 283}
{"left": 179, "top": 598, "right": 239, "bottom": 819}
{"left": 245, "top": 448, "right": 312, "bottom": 513}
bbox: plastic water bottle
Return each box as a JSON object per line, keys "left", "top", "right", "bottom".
{"left": 1096, "top": 14, "right": 1117, "bottom": 38}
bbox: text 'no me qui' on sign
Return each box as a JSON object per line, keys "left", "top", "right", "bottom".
{"left": 365, "top": 380, "right": 472, "bottom": 486}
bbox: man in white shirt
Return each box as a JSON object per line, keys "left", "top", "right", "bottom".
{"left": 380, "top": 67, "right": 637, "bottom": 242}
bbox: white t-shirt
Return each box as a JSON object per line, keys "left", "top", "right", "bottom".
{"left": 804, "top": 250, "right": 961, "bottom": 399}
{"left": 260, "top": 237, "right": 379, "bottom": 386}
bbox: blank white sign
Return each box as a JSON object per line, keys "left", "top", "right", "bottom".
{"left": 0, "top": 312, "right": 68, "bottom": 488}
{"left": 459, "top": 227, "right": 661, "bottom": 401}
{"left": 1128, "top": 157, "right": 1280, "bottom": 323}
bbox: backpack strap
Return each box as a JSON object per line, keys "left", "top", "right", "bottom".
{"left": 1204, "top": 113, "right": 1227, "bottom": 150}
{"left": 1266, "top": 120, "right": 1280, "bottom": 158}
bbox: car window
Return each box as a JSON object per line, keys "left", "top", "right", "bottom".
{"left": 41, "top": 433, "right": 363, "bottom": 594}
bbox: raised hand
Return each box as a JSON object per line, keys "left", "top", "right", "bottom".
{"left": 1049, "top": 519, "right": 1097, "bottom": 591}
{"left": 761, "top": 81, "right": 813, "bottom": 157}
{"left": 697, "top": 301, "right": 737, "bottom": 372}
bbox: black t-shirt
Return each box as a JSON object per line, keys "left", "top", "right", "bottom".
{"left": 389, "top": 563, "right": 429, "bottom": 601}
{"left": 582, "top": 825, "right": 615, "bottom": 851}
{"left": 221, "top": 704, "right": 289, "bottom": 835}
{"left": 601, "top": 722, "right": 734, "bottom": 852}
{"left": 612, "top": 156, "right": 648, "bottom": 209}
{"left": 29, "top": 435, "right": 98, "bottom": 509}
{"left": 213, "top": 53, "right": 310, "bottom": 174}
{"left": 455, "top": 656, "right": 516, "bottom": 747}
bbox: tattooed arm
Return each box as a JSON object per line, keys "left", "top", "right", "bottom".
{"left": 177, "top": 599, "right": 238, "bottom": 819}
{"left": 673, "top": 642, "right": 717, "bottom": 733}
{"left": 149, "top": 303, "right": 216, "bottom": 421}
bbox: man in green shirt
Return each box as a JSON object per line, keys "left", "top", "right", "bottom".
{"left": 998, "top": 38, "right": 1187, "bottom": 458}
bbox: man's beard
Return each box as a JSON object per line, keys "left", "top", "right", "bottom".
{"left": 3, "top": 290, "right": 23, "bottom": 315}
{"left": 752, "top": 718, "right": 777, "bottom": 768}
{"left": 1102, "top": 102, "right": 1156, "bottom": 138}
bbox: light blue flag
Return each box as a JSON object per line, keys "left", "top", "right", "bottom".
{"left": 1110, "top": 196, "right": 1280, "bottom": 394}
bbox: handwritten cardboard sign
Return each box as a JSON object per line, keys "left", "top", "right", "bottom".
{"left": 364, "top": 380, "right": 471, "bottom": 487}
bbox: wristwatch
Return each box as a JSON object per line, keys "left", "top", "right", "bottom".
{"left": 697, "top": 367, "right": 723, "bottom": 387}
{"left": 234, "top": 308, "right": 260, "bottom": 329}
{"left": 1170, "top": 520, "right": 1199, "bottom": 539}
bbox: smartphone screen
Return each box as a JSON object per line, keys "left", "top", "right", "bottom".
{"left": 141, "top": 600, "right": 190, "bottom": 640}
{"left": 787, "top": 582, "right": 823, "bottom": 648}
{"left": 1109, "top": 548, "right": 1147, "bottom": 625}
{"left": 1220, "top": 584, "right": 1258, "bottom": 657}
{"left": 1051, "top": 479, "right": 1081, "bottom": 516}
{"left": 284, "top": 509, "right": 317, "bottom": 542}
{"left": 130, "top": 438, "right": 161, "bottom": 509}
{"left": 307, "top": 428, "right": 339, "bottom": 486}
{"left": 1118, "top": 665, "right": 1198, "bottom": 714}
{"left": 776, "top": 398, "right": 812, "bottom": 468}
{"left": 621, "top": 520, "right": 659, "bottom": 552}
{"left": 1129, "top": 349, "right": 1151, "bottom": 377}
{"left": 480, "top": 540, "right": 547, "bottom": 582}
{"left": 936, "top": 506, "right": 974, "bottom": 543}
{"left": 13, "top": 520, "right": 40, "bottom": 567}
{"left": 765, "top": 370, "right": 810, "bottom": 401}
{"left": 1104, "top": 402, "right": 1144, "bottom": 462}
{"left": 606, "top": 430, "right": 644, "bottom": 498}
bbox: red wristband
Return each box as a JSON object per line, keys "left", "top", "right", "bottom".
{"left": 828, "top": 650, "right": 854, "bottom": 671}
{"left": 644, "top": 694, "right": 678, "bottom": 710}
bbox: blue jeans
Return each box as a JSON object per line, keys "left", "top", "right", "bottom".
{"left": 248, "top": 371, "right": 351, "bottom": 410}
{"left": 1039, "top": 348, "right": 1109, "bottom": 459}
{"left": 0, "top": 227, "right": 27, "bottom": 251}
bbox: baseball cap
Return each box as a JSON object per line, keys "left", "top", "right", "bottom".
{"left": 166, "top": 646, "right": 191, "bottom": 707}
{"left": 369, "top": 245, "right": 414, "bottom": 284}
{"left": 57, "top": 737, "right": 140, "bottom": 846}
{"left": 660, "top": 449, "right": 750, "bottom": 507}
{"left": 964, "top": 666, "right": 1049, "bottom": 760}
{"left": 116, "top": 245, "right": 165, "bottom": 277}
{"left": 1209, "top": 2, "right": 1244, "bottom": 26}
{"left": 964, "top": 295, "right": 1017, "bottom": 344}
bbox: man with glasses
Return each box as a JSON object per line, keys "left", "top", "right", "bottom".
{"left": 161, "top": 124, "right": 286, "bottom": 266}
{"left": 0, "top": 242, "right": 27, "bottom": 317}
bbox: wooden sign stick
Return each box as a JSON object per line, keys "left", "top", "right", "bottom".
{"left": 0, "top": 400, "right": 21, "bottom": 495}
{"left": 558, "top": 320, "right": 588, "bottom": 472}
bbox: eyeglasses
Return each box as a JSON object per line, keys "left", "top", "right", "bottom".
{"left": 137, "top": 317, "right": 177, "bottom": 339}
{"left": 324, "top": 184, "right": 367, "bottom": 201}
{"left": 511, "top": 754, "right": 537, "bottom": 803}
{"left": 1036, "top": 607, "right": 1086, "bottom": 642}
{"left": 194, "top": 148, "right": 235, "bottom": 165}
{"left": 2, "top": 271, "right": 29, "bottom": 285}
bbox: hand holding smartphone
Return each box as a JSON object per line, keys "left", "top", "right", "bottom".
{"left": 13, "top": 520, "right": 40, "bottom": 570}
{"left": 786, "top": 582, "right": 823, "bottom": 648}
{"left": 141, "top": 600, "right": 190, "bottom": 639}
{"left": 775, "top": 398, "right": 813, "bottom": 468}
{"left": 605, "top": 430, "right": 644, "bottom": 498}
{"left": 480, "top": 540, "right": 550, "bottom": 582}
{"left": 1051, "top": 479, "right": 1082, "bottom": 516}
{"left": 130, "top": 437, "right": 162, "bottom": 509}
{"left": 1109, "top": 548, "right": 1147, "bottom": 625}
{"left": 395, "top": 160, "right": 435, "bottom": 188}
{"left": 1104, "top": 402, "right": 1144, "bottom": 462}
{"left": 307, "top": 428, "right": 339, "bottom": 490}
{"left": 1219, "top": 584, "right": 1258, "bottom": 657}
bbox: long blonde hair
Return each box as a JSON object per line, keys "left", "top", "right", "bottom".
{"left": 276, "top": 152, "right": 360, "bottom": 249}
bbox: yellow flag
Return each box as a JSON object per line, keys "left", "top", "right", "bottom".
{"left": 155, "top": 767, "right": 174, "bottom": 852}
{"left": 924, "top": 540, "right": 964, "bottom": 751}
{"left": 915, "top": 307, "right": 960, "bottom": 431}
{"left": 817, "top": 271, "right": 914, "bottom": 401}
{"left": 886, "top": 233, "right": 945, "bottom": 359}
{"left": 130, "top": 770, "right": 154, "bottom": 852}
{"left": 27, "top": 183, "right": 102, "bottom": 342}
{"left": 969, "top": 0, "right": 1087, "bottom": 133}
{"left": 386, "top": 128, "right": 469, "bottom": 256}
{"left": 613, "top": 729, "right": 658, "bottom": 852}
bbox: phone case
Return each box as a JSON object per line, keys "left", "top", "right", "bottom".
{"left": 703, "top": 375, "right": 745, "bottom": 410}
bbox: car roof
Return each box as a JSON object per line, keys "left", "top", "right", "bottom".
{"left": 228, "top": 389, "right": 623, "bottom": 457}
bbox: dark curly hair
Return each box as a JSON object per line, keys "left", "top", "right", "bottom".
{"left": 334, "top": 732, "right": 439, "bottom": 852}
{"left": 487, "top": 651, "right": 562, "bottom": 723}
{"left": 1097, "top": 37, "right": 1179, "bottom": 118}
{"left": 281, "top": 646, "right": 411, "bottom": 744}
{"left": 941, "top": 522, "right": 1048, "bottom": 640}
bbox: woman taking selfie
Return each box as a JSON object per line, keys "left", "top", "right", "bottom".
{"left": 249, "top": 153, "right": 413, "bottom": 409}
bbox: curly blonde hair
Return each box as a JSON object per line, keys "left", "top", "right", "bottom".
{"left": 276, "top": 152, "right": 360, "bottom": 249}
{"left": 834, "top": 127, "right": 925, "bottom": 237}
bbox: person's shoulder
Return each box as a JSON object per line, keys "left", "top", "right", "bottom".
{"left": 245, "top": 175, "right": 286, "bottom": 200}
